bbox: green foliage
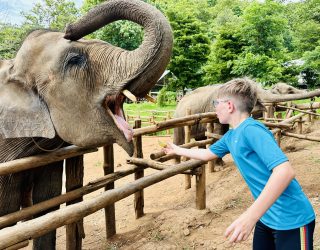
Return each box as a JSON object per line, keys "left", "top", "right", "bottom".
{"left": 285, "top": 0, "right": 320, "bottom": 57}
{"left": 22, "top": 0, "right": 80, "bottom": 31}
{"left": 166, "top": 11, "right": 210, "bottom": 90}
{"left": 82, "top": 0, "right": 143, "bottom": 50}
{"left": 0, "top": 23, "right": 27, "bottom": 59}
{"left": 157, "top": 88, "right": 176, "bottom": 107}
{"left": 231, "top": 0, "right": 290, "bottom": 85}
{"left": 304, "top": 46, "right": 320, "bottom": 72}
{"left": 232, "top": 53, "right": 284, "bottom": 85}
{"left": 202, "top": 13, "right": 244, "bottom": 84}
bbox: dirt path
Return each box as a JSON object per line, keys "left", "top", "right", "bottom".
{"left": 26, "top": 121, "right": 320, "bottom": 249}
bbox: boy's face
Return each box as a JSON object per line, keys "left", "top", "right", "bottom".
{"left": 213, "top": 97, "right": 233, "bottom": 124}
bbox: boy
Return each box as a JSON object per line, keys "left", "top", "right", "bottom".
{"left": 163, "top": 78, "right": 315, "bottom": 249}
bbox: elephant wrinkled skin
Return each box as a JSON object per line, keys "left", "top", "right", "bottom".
{"left": 0, "top": 0, "right": 173, "bottom": 249}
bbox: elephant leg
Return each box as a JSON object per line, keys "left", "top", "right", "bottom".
{"left": 21, "top": 173, "right": 34, "bottom": 210}
{"left": 0, "top": 173, "right": 23, "bottom": 228}
{"left": 32, "top": 161, "right": 63, "bottom": 250}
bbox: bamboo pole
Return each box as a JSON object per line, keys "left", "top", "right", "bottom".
{"left": 130, "top": 158, "right": 194, "bottom": 174}
{"left": 260, "top": 121, "right": 291, "bottom": 129}
{"left": 65, "top": 156, "right": 85, "bottom": 250}
{"left": 133, "top": 112, "right": 218, "bottom": 136}
{"left": 294, "top": 102, "right": 320, "bottom": 110}
{"left": 206, "top": 123, "right": 215, "bottom": 173}
{"left": 271, "top": 112, "right": 307, "bottom": 136}
{"left": 280, "top": 112, "right": 306, "bottom": 125}
{"left": 281, "top": 132, "right": 320, "bottom": 142}
{"left": 0, "top": 146, "right": 97, "bottom": 176}
{"left": 0, "top": 166, "right": 143, "bottom": 229}
{"left": 196, "top": 145, "right": 206, "bottom": 210}
{"left": 133, "top": 120, "right": 144, "bottom": 219}
{"left": 276, "top": 105, "right": 320, "bottom": 117}
{"left": 103, "top": 144, "right": 116, "bottom": 238}
{"left": 150, "top": 138, "right": 215, "bottom": 160}
{"left": 204, "top": 132, "right": 223, "bottom": 140}
{"left": 156, "top": 112, "right": 217, "bottom": 129}
{"left": 285, "top": 102, "right": 294, "bottom": 119}
{"left": 184, "top": 109, "right": 192, "bottom": 190}
{"left": 0, "top": 159, "right": 205, "bottom": 249}
{"left": 5, "top": 240, "right": 29, "bottom": 250}
{"left": 297, "top": 117, "right": 303, "bottom": 134}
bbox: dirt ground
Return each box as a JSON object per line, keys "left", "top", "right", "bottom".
{"left": 28, "top": 120, "right": 320, "bottom": 249}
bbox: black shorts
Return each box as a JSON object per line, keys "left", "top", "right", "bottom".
{"left": 253, "top": 220, "right": 315, "bottom": 250}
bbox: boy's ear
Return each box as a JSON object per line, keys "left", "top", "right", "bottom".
{"left": 227, "top": 100, "right": 235, "bottom": 113}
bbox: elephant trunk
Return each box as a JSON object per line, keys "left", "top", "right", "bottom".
{"left": 258, "top": 88, "right": 320, "bottom": 102}
{"left": 64, "top": 0, "right": 173, "bottom": 97}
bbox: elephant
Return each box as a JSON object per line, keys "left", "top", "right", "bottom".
{"left": 173, "top": 80, "right": 320, "bottom": 146}
{"left": 269, "top": 82, "right": 307, "bottom": 95}
{"left": 0, "top": 0, "right": 173, "bottom": 249}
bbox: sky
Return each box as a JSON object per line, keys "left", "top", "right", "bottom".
{"left": 0, "top": 0, "right": 83, "bottom": 25}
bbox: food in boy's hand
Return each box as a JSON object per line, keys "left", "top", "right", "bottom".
{"left": 158, "top": 140, "right": 167, "bottom": 148}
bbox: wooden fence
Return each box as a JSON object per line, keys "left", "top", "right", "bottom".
{"left": 0, "top": 100, "right": 319, "bottom": 249}
{"left": 126, "top": 109, "right": 175, "bottom": 134}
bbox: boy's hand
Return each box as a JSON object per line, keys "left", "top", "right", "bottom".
{"left": 224, "top": 211, "right": 257, "bottom": 243}
{"left": 162, "top": 142, "right": 180, "bottom": 155}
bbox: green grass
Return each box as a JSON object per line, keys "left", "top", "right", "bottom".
{"left": 124, "top": 102, "right": 176, "bottom": 113}
{"left": 124, "top": 102, "right": 177, "bottom": 135}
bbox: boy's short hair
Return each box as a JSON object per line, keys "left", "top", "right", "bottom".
{"left": 217, "top": 78, "right": 258, "bottom": 113}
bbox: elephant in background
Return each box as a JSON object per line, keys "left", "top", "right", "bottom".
{"left": 0, "top": 0, "right": 173, "bottom": 249}
{"left": 173, "top": 80, "right": 319, "bottom": 146}
{"left": 269, "top": 82, "right": 307, "bottom": 95}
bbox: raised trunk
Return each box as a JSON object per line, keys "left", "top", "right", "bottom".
{"left": 64, "top": 0, "right": 173, "bottom": 97}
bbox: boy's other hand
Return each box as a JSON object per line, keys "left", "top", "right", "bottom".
{"left": 224, "top": 211, "right": 256, "bottom": 243}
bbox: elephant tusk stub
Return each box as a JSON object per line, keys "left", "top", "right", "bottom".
{"left": 122, "top": 89, "right": 137, "bottom": 102}
{"left": 144, "top": 94, "right": 157, "bottom": 103}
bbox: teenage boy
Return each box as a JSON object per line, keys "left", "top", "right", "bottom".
{"left": 163, "top": 78, "right": 315, "bottom": 249}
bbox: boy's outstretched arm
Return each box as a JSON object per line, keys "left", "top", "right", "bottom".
{"left": 224, "top": 161, "right": 295, "bottom": 243}
{"left": 163, "top": 142, "right": 218, "bottom": 161}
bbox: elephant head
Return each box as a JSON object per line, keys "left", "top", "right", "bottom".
{"left": 0, "top": 0, "right": 173, "bottom": 156}
{"left": 267, "top": 82, "right": 307, "bottom": 95}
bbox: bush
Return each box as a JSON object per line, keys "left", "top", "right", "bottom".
{"left": 157, "top": 88, "right": 177, "bottom": 107}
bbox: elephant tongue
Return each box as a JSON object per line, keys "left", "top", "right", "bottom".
{"left": 114, "top": 115, "right": 133, "bottom": 142}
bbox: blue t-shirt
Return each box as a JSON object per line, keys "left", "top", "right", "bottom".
{"left": 209, "top": 117, "right": 315, "bottom": 230}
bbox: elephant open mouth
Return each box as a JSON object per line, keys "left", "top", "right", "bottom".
{"left": 104, "top": 93, "right": 134, "bottom": 142}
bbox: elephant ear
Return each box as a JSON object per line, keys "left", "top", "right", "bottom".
{"left": 0, "top": 82, "right": 55, "bottom": 139}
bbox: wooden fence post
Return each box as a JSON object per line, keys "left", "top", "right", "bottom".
{"left": 206, "top": 123, "right": 215, "bottom": 173}
{"left": 286, "top": 102, "right": 293, "bottom": 119}
{"left": 65, "top": 156, "right": 85, "bottom": 250}
{"left": 297, "top": 117, "right": 303, "bottom": 134}
{"left": 196, "top": 145, "right": 206, "bottom": 210}
{"left": 133, "top": 119, "right": 144, "bottom": 219}
{"left": 275, "top": 130, "right": 281, "bottom": 146}
{"left": 103, "top": 144, "right": 116, "bottom": 239}
{"left": 183, "top": 108, "right": 192, "bottom": 190}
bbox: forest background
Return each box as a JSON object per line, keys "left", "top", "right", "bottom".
{"left": 1, "top": 0, "right": 320, "bottom": 93}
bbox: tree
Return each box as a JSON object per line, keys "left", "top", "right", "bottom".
{"left": 22, "top": 0, "right": 79, "bottom": 31}
{"left": 202, "top": 8, "right": 244, "bottom": 84}
{"left": 166, "top": 11, "right": 210, "bottom": 91}
{"left": 232, "top": 0, "right": 290, "bottom": 85}
{"left": 302, "top": 46, "right": 320, "bottom": 88}
{"left": 0, "top": 23, "right": 26, "bottom": 59}
{"left": 82, "top": 0, "right": 143, "bottom": 50}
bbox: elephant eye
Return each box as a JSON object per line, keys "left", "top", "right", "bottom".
{"left": 64, "top": 52, "right": 87, "bottom": 70}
